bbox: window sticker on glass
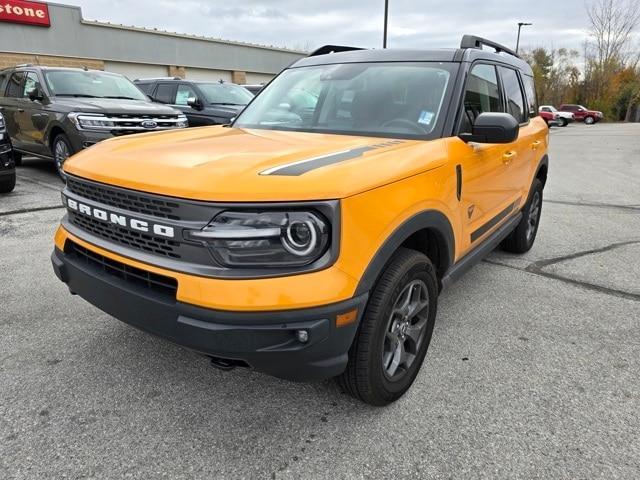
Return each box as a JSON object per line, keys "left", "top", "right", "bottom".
{"left": 418, "top": 110, "right": 434, "bottom": 125}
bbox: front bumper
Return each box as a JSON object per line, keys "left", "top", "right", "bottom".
{"left": 51, "top": 246, "right": 367, "bottom": 381}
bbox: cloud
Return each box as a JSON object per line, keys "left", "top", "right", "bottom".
{"left": 59, "top": 0, "right": 593, "bottom": 52}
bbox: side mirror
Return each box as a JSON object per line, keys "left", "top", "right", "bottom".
{"left": 459, "top": 112, "right": 519, "bottom": 144}
{"left": 187, "top": 97, "right": 203, "bottom": 110}
{"left": 28, "top": 87, "right": 45, "bottom": 102}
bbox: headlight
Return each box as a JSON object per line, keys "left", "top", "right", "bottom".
{"left": 185, "top": 210, "right": 330, "bottom": 267}
{"left": 0, "top": 112, "right": 5, "bottom": 131}
{"left": 68, "top": 113, "right": 115, "bottom": 130}
{"left": 176, "top": 114, "right": 188, "bottom": 128}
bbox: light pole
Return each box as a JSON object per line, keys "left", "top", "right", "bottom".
{"left": 383, "top": 0, "right": 389, "bottom": 48}
{"left": 515, "top": 22, "right": 532, "bottom": 54}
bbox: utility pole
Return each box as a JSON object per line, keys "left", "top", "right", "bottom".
{"left": 515, "top": 22, "right": 532, "bottom": 54}
{"left": 383, "top": 0, "right": 389, "bottom": 48}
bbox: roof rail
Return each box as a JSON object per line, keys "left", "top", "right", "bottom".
{"left": 308, "top": 45, "right": 365, "bottom": 57}
{"left": 460, "top": 35, "right": 520, "bottom": 59}
{"left": 16, "top": 63, "right": 34, "bottom": 68}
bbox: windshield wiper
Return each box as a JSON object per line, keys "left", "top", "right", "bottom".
{"left": 101, "top": 95, "right": 138, "bottom": 100}
{"left": 56, "top": 94, "right": 100, "bottom": 98}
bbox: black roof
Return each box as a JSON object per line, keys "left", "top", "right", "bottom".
{"left": 291, "top": 35, "right": 533, "bottom": 76}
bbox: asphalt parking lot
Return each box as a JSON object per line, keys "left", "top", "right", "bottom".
{"left": 1, "top": 123, "right": 639, "bottom": 479}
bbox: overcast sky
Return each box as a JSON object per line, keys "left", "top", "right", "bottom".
{"left": 59, "top": 0, "right": 592, "bottom": 53}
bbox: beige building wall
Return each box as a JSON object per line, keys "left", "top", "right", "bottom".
{"left": 185, "top": 67, "right": 232, "bottom": 83}
{"left": 0, "top": 52, "right": 104, "bottom": 71}
{"left": 245, "top": 72, "right": 274, "bottom": 85}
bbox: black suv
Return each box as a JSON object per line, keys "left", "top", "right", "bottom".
{"left": 0, "top": 111, "right": 15, "bottom": 193}
{"left": 0, "top": 66, "right": 187, "bottom": 179}
{"left": 135, "top": 78, "right": 253, "bottom": 127}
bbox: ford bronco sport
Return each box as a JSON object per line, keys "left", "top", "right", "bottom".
{"left": 51, "top": 36, "right": 549, "bottom": 405}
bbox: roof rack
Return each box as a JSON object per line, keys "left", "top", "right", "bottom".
{"left": 460, "top": 35, "right": 520, "bottom": 59}
{"left": 308, "top": 45, "right": 365, "bottom": 57}
{"left": 16, "top": 63, "right": 34, "bottom": 68}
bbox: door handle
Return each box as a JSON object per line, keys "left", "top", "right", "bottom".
{"left": 531, "top": 140, "right": 541, "bottom": 150}
{"left": 502, "top": 151, "right": 517, "bottom": 165}
{"left": 18, "top": 108, "right": 25, "bottom": 113}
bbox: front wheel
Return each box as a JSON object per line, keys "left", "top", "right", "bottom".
{"left": 337, "top": 248, "right": 438, "bottom": 406}
{"left": 53, "top": 133, "right": 74, "bottom": 181}
{"left": 0, "top": 171, "right": 16, "bottom": 193}
{"left": 559, "top": 118, "right": 568, "bottom": 127}
{"left": 501, "top": 178, "right": 543, "bottom": 254}
{"left": 584, "top": 116, "right": 595, "bottom": 125}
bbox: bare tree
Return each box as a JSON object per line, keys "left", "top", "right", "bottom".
{"left": 587, "top": 0, "right": 640, "bottom": 66}
{"left": 586, "top": 0, "right": 640, "bottom": 117}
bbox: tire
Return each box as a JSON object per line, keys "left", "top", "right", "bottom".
{"left": 337, "top": 248, "right": 438, "bottom": 406}
{"left": 52, "top": 133, "right": 74, "bottom": 181}
{"left": 559, "top": 118, "right": 568, "bottom": 127}
{"left": 0, "top": 171, "right": 16, "bottom": 193}
{"left": 501, "top": 178, "right": 543, "bottom": 254}
{"left": 12, "top": 150, "right": 22, "bottom": 166}
{"left": 584, "top": 116, "right": 595, "bottom": 125}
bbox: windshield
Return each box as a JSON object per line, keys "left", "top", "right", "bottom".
{"left": 44, "top": 70, "right": 148, "bottom": 100}
{"left": 198, "top": 83, "right": 254, "bottom": 105}
{"left": 234, "top": 62, "right": 455, "bottom": 139}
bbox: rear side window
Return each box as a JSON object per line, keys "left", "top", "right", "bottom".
{"left": 498, "top": 67, "right": 526, "bottom": 123}
{"left": 5, "top": 72, "right": 25, "bottom": 98}
{"left": 460, "top": 64, "right": 501, "bottom": 133}
{"left": 154, "top": 83, "right": 176, "bottom": 104}
{"left": 521, "top": 75, "right": 538, "bottom": 118}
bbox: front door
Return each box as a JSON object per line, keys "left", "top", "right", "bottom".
{"left": 450, "top": 63, "right": 520, "bottom": 256}
{"left": 17, "top": 71, "right": 50, "bottom": 156}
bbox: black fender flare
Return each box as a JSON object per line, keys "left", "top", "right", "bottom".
{"left": 534, "top": 154, "right": 549, "bottom": 188}
{"left": 354, "top": 210, "right": 455, "bottom": 296}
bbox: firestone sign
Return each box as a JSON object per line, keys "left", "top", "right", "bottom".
{"left": 0, "top": 0, "right": 50, "bottom": 27}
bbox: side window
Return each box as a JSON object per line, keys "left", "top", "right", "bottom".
{"left": 136, "top": 82, "right": 153, "bottom": 95}
{"left": 521, "top": 75, "right": 538, "bottom": 118}
{"left": 499, "top": 67, "right": 526, "bottom": 123}
{"left": 5, "top": 72, "right": 25, "bottom": 98}
{"left": 460, "top": 64, "right": 501, "bottom": 133}
{"left": 175, "top": 84, "right": 197, "bottom": 106}
{"left": 154, "top": 83, "right": 176, "bottom": 104}
{"left": 22, "top": 72, "right": 41, "bottom": 98}
{"left": 0, "top": 71, "right": 8, "bottom": 97}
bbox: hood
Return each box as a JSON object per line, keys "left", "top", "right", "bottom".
{"left": 64, "top": 127, "right": 447, "bottom": 202}
{"left": 53, "top": 97, "right": 180, "bottom": 116}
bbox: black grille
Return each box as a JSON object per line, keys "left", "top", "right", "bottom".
{"left": 65, "top": 241, "right": 177, "bottom": 298}
{"left": 66, "top": 177, "right": 181, "bottom": 220}
{"left": 69, "top": 212, "right": 181, "bottom": 259}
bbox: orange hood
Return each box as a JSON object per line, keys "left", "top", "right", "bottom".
{"left": 64, "top": 126, "right": 446, "bottom": 201}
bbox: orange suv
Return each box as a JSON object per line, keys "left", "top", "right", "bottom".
{"left": 51, "top": 35, "right": 549, "bottom": 405}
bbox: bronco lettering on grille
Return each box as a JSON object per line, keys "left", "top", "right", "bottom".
{"left": 65, "top": 197, "right": 175, "bottom": 238}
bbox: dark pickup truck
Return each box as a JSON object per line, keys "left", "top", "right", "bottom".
{"left": 0, "top": 111, "right": 15, "bottom": 193}
{"left": 0, "top": 66, "right": 187, "bottom": 179}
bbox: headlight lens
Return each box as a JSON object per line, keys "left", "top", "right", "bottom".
{"left": 68, "top": 113, "right": 115, "bottom": 130}
{"left": 186, "top": 210, "right": 330, "bottom": 267}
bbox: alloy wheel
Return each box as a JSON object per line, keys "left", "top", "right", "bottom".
{"left": 54, "top": 139, "right": 70, "bottom": 177}
{"left": 382, "top": 279, "right": 430, "bottom": 381}
{"left": 526, "top": 191, "right": 541, "bottom": 242}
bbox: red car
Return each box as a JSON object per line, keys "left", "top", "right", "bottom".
{"left": 538, "top": 110, "right": 560, "bottom": 126}
{"left": 559, "top": 104, "right": 603, "bottom": 124}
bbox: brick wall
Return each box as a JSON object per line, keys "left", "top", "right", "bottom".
{"left": 232, "top": 71, "right": 247, "bottom": 84}
{"left": 168, "top": 65, "right": 186, "bottom": 78}
{"left": 0, "top": 52, "right": 104, "bottom": 70}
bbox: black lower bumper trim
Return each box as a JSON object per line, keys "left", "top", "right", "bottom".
{"left": 51, "top": 247, "right": 368, "bottom": 381}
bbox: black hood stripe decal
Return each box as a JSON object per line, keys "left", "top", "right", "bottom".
{"left": 260, "top": 140, "right": 404, "bottom": 176}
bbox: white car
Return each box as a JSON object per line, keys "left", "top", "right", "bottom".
{"left": 539, "top": 105, "right": 574, "bottom": 127}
